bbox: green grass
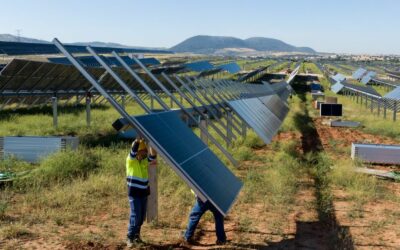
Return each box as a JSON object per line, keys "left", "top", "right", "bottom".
{"left": 0, "top": 223, "right": 33, "bottom": 241}
{"left": 0, "top": 72, "right": 399, "bottom": 247}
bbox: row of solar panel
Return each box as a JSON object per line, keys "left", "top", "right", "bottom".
{"left": 0, "top": 41, "right": 172, "bottom": 55}
{"left": 0, "top": 59, "right": 176, "bottom": 94}
{"left": 352, "top": 68, "right": 377, "bottom": 84}
{"left": 185, "top": 60, "right": 241, "bottom": 74}
{"left": 331, "top": 82, "right": 381, "bottom": 97}
{"left": 48, "top": 56, "right": 160, "bottom": 68}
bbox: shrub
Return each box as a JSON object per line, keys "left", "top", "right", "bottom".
{"left": 14, "top": 149, "right": 100, "bottom": 191}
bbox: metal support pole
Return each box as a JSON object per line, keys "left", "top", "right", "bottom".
{"left": 86, "top": 96, "right": 91, "bottom": 127}
{"left": 226, "top": 112, "right": 233, "bottom": 147}
{"left": 121, "top": 95, "right": 126, "bottom": 110}
{"left": 52, "top": 97, "right": 58, "bottom": 128}
{"left": 200, "top": 117, "right": 209, "bottom": 145}
{"left": 378, "top": 99, "right": 381, "bottom": 116}
{"left": 370, "top": 97, "right": 373, "bottom": 113}
{"left": 147, "top": 159, "right": 158, "bottom": 223}
{"left": 384, "top": 99, "right": 387, "bottom": 119}
{"left": 241, "top": 119, "right": 247, "bottom": 138}
{"left": 75, "top": 95, "right": 80, "bottom": 106}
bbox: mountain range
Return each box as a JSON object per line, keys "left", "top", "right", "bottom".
{"left": 170, "top": 35, "right": 316, "bottom": 54}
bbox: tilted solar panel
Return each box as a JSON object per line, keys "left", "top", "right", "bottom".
{"left": 384, "top": 86, "right": 400, "bottom": 100}
{"left": 342, "top": 82, "right": 381, "bottom": 97}
{"left": 352, "top": 68, "right": 367, "bottom": 79}
{"left": 258, "top": 95, "right": 290, "bottom": 121}
{"left": 217, "top": 62, "right": 241, "bottom": 74}
{"left": 185, "top": 61, "right": 214, "bottom": 72}
{"left": 135, "top": 111, "right": 243, "bottom": 215}
{"left": 331, "top": 82, "right": 344, "bottom": 94}
{"left": 360, "top": 71, "right": 376, "bottom": 85}
{"left": 228, "top": 97, "right": 284, "bottom": 144}
{"left": 332, "top": 73, "right": 346, "bottom": 83}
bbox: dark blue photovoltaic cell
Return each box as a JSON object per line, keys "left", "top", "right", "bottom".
{"left": 48, "top": 56, "right": 160, "bottom": 68}
{"left": 135, "top": 112, "right": 205, "bottom": 164}
{"left": 258, "top": 95, "right": 289, "bottom": 121}
{"left": 0, "top": 41, "right": 172, "bottom": 55}
{"left": 228, "top": 98, "right": 283, "bottom": 144}
{"left": 320, "top": 104, "right": 342, "bottom": 116}
{"left": 185, "top": 61, "right": 214, "bottom": 72}
{"left": 134, "top": 111, "right": 242, "bottom": 215}
{"left": 181, "top": 149, "right": 243, "bottom": 213}
{"left": 217, "top": 62, "right": 241, "bottom": 74}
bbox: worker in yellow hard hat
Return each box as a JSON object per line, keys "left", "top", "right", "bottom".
{"left": 126, "top": 136, "right": 157, "bottom": 247}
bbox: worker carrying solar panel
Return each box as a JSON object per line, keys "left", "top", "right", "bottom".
{"left": 125, "top": 137, "right": 157, "bottom": 247}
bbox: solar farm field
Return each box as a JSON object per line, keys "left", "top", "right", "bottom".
{"left": 0, "top": 40, "right": 400, "bottom": 249}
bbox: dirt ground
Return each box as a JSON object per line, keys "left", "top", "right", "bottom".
{"left": 2, "top": 116, "right": 399, "bottom": 249}
{"left": 314, "top": 117, "right": 400, "bottom": 249}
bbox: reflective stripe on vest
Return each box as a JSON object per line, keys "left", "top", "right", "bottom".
{"left": 126, "top": 155, "right": 149, "bottom": 189}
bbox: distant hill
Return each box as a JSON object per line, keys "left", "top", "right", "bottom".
{"left": 0, "top": 34, "right": 49, "bottom": 43}
{"left": 171, "top": 35, "right": 316, "bottom": 54}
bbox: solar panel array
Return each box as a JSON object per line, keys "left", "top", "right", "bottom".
{"left": 1, "top": 37, "right": 296, "bottom": 215}
{"left": 0, "top": 59, "right": 175, "bottom": 99}
{"left": 331, "top": 82, "right": 381, "bottom": 97}
{"left": 0, "top": 41, "right": 172, "bottom": 55}
{"left": 48, "top": 56, "right": 160, "bottom": 68}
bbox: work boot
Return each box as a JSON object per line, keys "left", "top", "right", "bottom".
{"left": 126, "top": 237, "right": 144, "bottom": 248}
{"left": 126, "top": 238, "right": 134, "bottom": 248}
{"left": 180, "top": 237, "right": 195, "bottom": 247}
{"left": 216, "top": 239, "right": 227, "bottom": 245}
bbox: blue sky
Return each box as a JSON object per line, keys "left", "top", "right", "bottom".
{"left": 1, "top": 0, "right": 399, "bottom": 54}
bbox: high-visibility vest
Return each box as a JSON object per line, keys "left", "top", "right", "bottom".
{"left": 126, "top": 156, "right": 149, "bottom": 196}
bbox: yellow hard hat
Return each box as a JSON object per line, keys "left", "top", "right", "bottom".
{"left": 138, "top": 140, "right": 148, "bottom": 152}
